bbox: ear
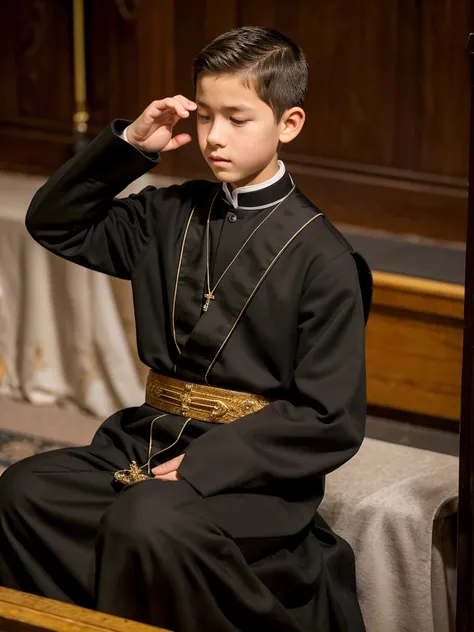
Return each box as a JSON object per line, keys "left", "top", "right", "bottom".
{"left": 278, "top": 107, "right": 305, "bottom": 144}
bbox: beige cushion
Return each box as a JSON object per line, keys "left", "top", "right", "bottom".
{"left": 320, "top": 437, "right": 458, "bottom": 632}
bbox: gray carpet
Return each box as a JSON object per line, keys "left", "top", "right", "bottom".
{"left": 0, "top": 430, "right": 69, "bottom": 474}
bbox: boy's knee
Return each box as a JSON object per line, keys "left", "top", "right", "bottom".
{"left": 100, "top": 484, "right": 218, "bottom": 554}
{"left": 0, "top": 458, "right": 40, "bottom": 519}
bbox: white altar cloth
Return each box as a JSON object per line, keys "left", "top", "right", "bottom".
{"left": 0, "top": 170, "right": 178, "bottom": 418}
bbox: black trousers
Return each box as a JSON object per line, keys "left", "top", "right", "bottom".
{"left": 0, "top": 406, "right": 365, "bottom": 632}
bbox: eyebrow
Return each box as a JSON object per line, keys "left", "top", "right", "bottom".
{"left": 196, "top": 100, "right": 255, "bottom": 112}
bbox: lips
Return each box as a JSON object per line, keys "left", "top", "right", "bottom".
{"left": 209, "top": 155, "right": 230, "bottom": 164}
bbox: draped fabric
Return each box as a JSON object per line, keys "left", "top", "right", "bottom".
{"left": 320, "top": 437, "right": 458, "bottom": 632}
{"left": 0, "top": 171, "right": 178, "bottom": 417}
{"left": 0, "top": 207, "right": 144, "bottom": 418}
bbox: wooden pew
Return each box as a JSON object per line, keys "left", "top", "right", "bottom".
{"left": 0, "top": 587, "right": 171, "bottom": 632}
{"left": 366, "top": 271, "right": 464, "bottom": 420}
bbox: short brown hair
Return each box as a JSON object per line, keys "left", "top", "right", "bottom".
{"left": 192, "top": 26, "right": 308, "bottom": 121}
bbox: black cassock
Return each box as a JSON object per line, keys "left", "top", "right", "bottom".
{"left": 0, "top": 121, "right": 372, "bottom": 632}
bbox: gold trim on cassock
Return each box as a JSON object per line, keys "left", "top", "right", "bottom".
{"left": 204, "top": 213, "right": 324, "bottom": 383}
{"left": 171, "top": 206, "right": 196, "bottom": 354}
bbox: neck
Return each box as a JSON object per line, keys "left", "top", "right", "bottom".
{"left": 230, "top": 158, "right": 280, "bottom": 190}
{"left": 221, "top": 160, "right": 291, "bottom": 210}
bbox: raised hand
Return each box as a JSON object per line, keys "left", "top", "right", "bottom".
{"left": 125, "top": 96, "right": 197, "bottom": 153}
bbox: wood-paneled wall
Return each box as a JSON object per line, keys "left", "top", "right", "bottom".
{"left": 0, "top": 0, "right": 470, "bottom": 240}
{"left": 0, "top": 0, "right": 163, "bottom": 171}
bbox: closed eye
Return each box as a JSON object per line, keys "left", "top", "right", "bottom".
{"left": 231, "top": 118, "right": 248, "bottom": 126}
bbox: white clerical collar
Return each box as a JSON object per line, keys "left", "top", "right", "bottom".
{"left": 222, "top": 161, "right": 292, "bottom": 210}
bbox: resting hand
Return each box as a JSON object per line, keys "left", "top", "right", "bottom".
{"left": 152, "top": 454, "right": 185, "bottom": 481}
{"left": 126, "top": 96, "right": 197, "bottom": 153}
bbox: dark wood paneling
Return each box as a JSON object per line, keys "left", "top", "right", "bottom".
{"left": 86, "top": 0, "right": 140, "bottom": 128}
{"left": 0, "top": 0, "right": 142, "bottom": 173}
{"left": 0, "top": 0, "right": 74, "bottom": 172}
{"left": 291, "top": 166, "right": 468, "bottom": 242}
{"left": 392, "top": 0, "right": 423, "bottom": 171}
{"left": 241, "top": 0, "right": 401, "bottom": 167}
{"left": 165, "top": 0, "right": 470, "bottom": 240}
{"left": 86, "top": 0, "right": 177, "bottom": 134}
{"left": 164, "top": 0, "right": 239, "bottom": 178}
{"left": 0, "top": 0, "right": 470, "bottom": 241}
{"left": 14, "top": 0, "right": 73, "bottom": 124}
{"left": 133, "top": 0, "right": 177, "bottom": 177}
{"left": 135, "top": 0, "right": 175, "bottom": 106}
{"left": 240, "top": 0, "right": 470, "bottom": 178}
{"left": 420, "top": 0, "right": 471, "bottom": 176}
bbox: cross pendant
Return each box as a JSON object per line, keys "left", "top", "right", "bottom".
{"left": 203, "top": 291, "right": 215, "bottom": 312}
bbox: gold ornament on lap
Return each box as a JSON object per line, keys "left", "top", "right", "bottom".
{"left": 113, "top": 414, "right": 192, "bottom": 487}
{"left": 114, "top": 461, "right": 149, "bottom": 485}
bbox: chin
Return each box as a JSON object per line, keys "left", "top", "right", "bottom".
{"left": 208, "top": 168, "right": 239, "bottom": 184}
{"left": 206, "top": 161, "right": 259, "bottom": 187}
{"left": 214, "top": 173, "right": 238, "bottom": 183}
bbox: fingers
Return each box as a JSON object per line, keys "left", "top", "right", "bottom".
{"left": 146, "top": 95, "right": 196, "bottom": 122}
{"left": 151, "top": 454, "right": 185, "bottom": 476}
{"left": 129, "top": 96, "right": 196, "bottom": 152}
{"left": 161, "top": 133, "right": 193, "bottom": 152}
{"left": 174, "top": 94, "right": 197, "bottom": 114}
{"left": 154, "top": 471, "right": 180, "bottom": 481}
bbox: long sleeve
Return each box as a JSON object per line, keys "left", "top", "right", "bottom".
{"left": 178, "top": 250, "right": 367, "bottom": 498}
{"left": 25, "top": 120, "right": 162, "bottom": 279}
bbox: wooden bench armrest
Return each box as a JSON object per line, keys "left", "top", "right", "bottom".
{"left": 0, "top": 587, "right": 171, "bottom": 632}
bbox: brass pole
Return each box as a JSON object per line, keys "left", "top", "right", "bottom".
{"left": 72, "top": 0, "right": 89, "bottom": 152}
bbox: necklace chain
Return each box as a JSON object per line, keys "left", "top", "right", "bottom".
{"left": 115, "top": 185, "right": 296, "bottom": 484}
{"left": 203, "top": 185, "right": 295, "bottom": 312}
{"left": 113, "top": 413, "right": 191, "bottom": 484}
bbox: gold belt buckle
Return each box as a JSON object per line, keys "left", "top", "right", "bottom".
{"left": 147, "top": 379, "right": 230, "bottom": 421}
{"left": 178, "top": 383, "right": 229, "bottom": 420}
{"left": 146, "top": 371, "right": 270, "bottom": 423}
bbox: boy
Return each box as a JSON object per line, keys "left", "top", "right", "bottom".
{"left": 0, "top": 27, "right": 371, "bottom": 632}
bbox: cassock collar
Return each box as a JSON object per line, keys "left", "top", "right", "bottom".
{"left": 221, "top": 161, "right": 294, "bottom": 210}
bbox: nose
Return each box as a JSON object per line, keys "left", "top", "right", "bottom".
{"left": 206, "top": 120, "right": 227, "bottom": 148}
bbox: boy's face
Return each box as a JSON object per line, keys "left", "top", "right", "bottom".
{"left": 196, "top": 74, "right": 285, "bottom": 189}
